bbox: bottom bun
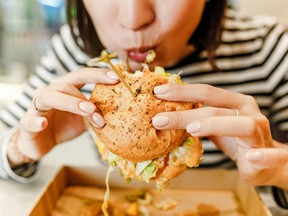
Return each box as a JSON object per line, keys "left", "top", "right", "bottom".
{"left": 93, "top": 132, "right": 203, "bottom": 189}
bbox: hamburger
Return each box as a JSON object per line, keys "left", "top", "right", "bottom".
{"left": 89, "top": 64, "right": 203, "bottom": 188}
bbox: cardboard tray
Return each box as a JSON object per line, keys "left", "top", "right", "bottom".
{"left": 28, "top": 165, "right": 272, "bottom": 216}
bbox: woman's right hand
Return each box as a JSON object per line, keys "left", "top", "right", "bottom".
{"left": 10, "top": 67, "right": 119, "bottom": 162}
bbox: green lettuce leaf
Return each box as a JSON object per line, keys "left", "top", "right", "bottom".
{"left": 141, "top": 163, "right": 158, "bottom": 182}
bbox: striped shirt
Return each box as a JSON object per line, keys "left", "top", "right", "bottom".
{"left": 0, "top": 9, "right": 287, "bottom": 181}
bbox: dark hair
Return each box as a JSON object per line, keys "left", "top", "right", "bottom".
{"left": 66, "top": 0, "right": 227, "bottom": 69}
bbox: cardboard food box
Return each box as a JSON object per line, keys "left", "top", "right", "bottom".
{"left": 28, "top": 165, "right": 272, "bottom": 216}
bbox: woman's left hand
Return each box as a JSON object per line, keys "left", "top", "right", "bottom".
{"left": 152, "top": 83, "right": 288, "bottom": 188}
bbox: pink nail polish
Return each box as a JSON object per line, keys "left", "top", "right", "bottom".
{"left": 154, "top": 85, "right": 169, "bottom": 95}
{"left": 152, "top": 116, "right": 169, "bottom": 127}
{"left": 79, "top": 102, "right": 95, "bottom": 114}
{"left": 35, "top": 118, "right": 44, "bottom": 128}
{"left": 107, "top": 71, "right": 119, "bottom": 80}
{"left": 92, "top": 113, "right": 105, "bottom": 128}
{"left": 186, "top": 122, "right": 201, "bottom": 134}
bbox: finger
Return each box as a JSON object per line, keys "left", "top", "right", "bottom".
{"left": 152, "top": 107, "right": 236, "bottom": 129}
{"left": 52, "top": 68, "right": 119, "bottom": 88}
{"left": 32, "top": 90, "right": 98, "bottom": 116}
{"left": 49, "top": 82, "right": 88, "bottom": 99}
{"left": 246, "top": 148, "right": 288, "bottom": 170}
{"left": 186, "top": 116, "right": 262, "bottom": 148}
{"left": 30, "top": 83, "right": 99, "bottom": 115}
{"left": 186, "top": 116, "right": 256, "bottom": 136}
{"left": 154, "top": 84, "right": 259, "bottom": 113}
{"left": 20, "top": 115, "right": 48, "bottom": 132}
{"left": 86, "top": 112, "right": 106, "bottom": 128}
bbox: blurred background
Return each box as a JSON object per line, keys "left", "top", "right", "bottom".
{"left": 0, "top": 0, "right": 287, "bottom": 106}
{"left": 0, "top": 0, "right": 65, "bottom": 106}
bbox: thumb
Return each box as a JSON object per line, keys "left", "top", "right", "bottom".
{"left": 245, "top": 148, "right": 288, "bottom": 171}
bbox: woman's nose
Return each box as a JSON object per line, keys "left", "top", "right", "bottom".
{"left": 117, "top": 0, "right": 155, "bottom": 31}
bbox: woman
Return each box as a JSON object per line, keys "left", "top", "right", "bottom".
{"left": 0, "top": 0, "right": 287, "bottom": 195}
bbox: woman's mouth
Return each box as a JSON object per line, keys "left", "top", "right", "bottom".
{"left": 128, "top": 50, "right": 149, "bottom": 63}
{"left": 127, "top": 47, "right": 156, "bottom": 63}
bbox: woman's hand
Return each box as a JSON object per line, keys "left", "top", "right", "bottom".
{"left": 244, "top": 143, "right": 288, "bottom": 190}
{"left": 14, "top": 67, "right": 119, "bottom": 162}
{"left": 152, "top": 83, "right": 288, "bottom": 188}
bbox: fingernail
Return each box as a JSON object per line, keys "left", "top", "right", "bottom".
{"left": 107, "top": 71, "right": 119, "bottom": 80}
{"left": 154, "top": 85, "right": 169, "bottom": 95}
{"left": 79, "top": 102, "right": 95, "bottom": 114}
{"left": 92, "top": 112, "right": 105, "bottom": 128}
{"left": 152, "top": 115, "right": 169, "bottom": 127}
{"left": 35, "top": 118, "right": 44, "bottom": 128}
{"left": 246, "top": 151, "right": 264, "bottom": 162}
{"left": 186, "top": 122, "right": 201, "bottom": 134}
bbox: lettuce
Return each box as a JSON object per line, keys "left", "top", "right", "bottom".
{"left": 107, "top": 151, "right": 122, "bottom": 166}
{"left": 182, "top": 137, "right": 194, "bottom": 146}
{"left": 141, "top": 163, "right": 158, "bottom": 182}
{"left": 154, "top": 66, "right": 166, "bottom": 74}
{"left": 135, "top": 160, "right": 152, "bottom": 176}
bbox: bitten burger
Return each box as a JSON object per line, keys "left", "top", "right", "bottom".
{"left": 89, "top": 64, "right": 203, "bottom": 188}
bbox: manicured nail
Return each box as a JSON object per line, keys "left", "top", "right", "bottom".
{"left": 92, "top": 112, "right": 105, "bottom": 128}
{"left": 107, "top": 71, "right": 119, "bottom": 80}
{"left": 35, "top": 118, "right": 44, "bottom": 128}
{"left": 154, "top": 85, "right": 169, "bottom": 95}
{"left": 79, "top": 102, "right": 95, "bottom": 114}
{"left": 246, "top": 151, "right": 264, "bottom": 162}
{"left": 152, "top": 115, "right": 169, "bottom": 127}
{"left": 186, "top": 122, "right": 201, "bottom": 134}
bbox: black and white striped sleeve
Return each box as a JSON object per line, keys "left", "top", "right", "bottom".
{"left": 270, "top": 29, "right": 288, "bottom": 140}
{"left": 167, "top": 11, "right": 288, "bottom": 167}
{"left": 0, "top": 24, "right": 88, "bottom": 182}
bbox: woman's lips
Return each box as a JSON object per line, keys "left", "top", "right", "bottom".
{"left": 128, "top": 50, "right": 149, "bottom": 63}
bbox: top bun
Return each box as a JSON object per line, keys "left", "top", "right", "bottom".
{"left": 90, "top": 65, "right": 198, "bottom": 162}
